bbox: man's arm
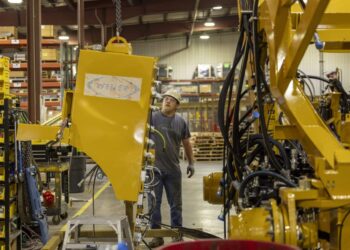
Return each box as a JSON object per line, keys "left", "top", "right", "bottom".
{"left": 182, "top": 138, "right": 195, "bottom": 177}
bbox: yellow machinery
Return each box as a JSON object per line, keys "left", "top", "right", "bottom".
{"left": 203, "top": 0, "right": 350, "bottom": 249}
{"left": 14, "top": 1, "right": 350, "bottom": 249}
{"left": 17, "top": 36, "right": 157, "bottom": 245}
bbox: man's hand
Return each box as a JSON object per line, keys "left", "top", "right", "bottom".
{"left": 187, "top": 164, "right": 195, "bottom": 178}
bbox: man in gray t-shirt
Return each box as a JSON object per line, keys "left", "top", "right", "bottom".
{"left": 148, "top": 89, "right": 194, "bottom": 248}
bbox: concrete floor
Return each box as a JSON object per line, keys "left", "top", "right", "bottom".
{"left": 48, "top": 160, "right": 224, "bottom": 247}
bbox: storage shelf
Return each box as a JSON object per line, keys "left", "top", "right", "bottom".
{"left": 182, "top": 93, "right": 219, "bottom": 97}
{"left": 10, "top": 81, "right": 61, "bottom": 88}
{"left": 20, "top": 101, "right": 60, "bottom": 108}
{"left": 161, "top": 78, "right": 225, "bottom": 83}
{"left": 0, "top": 39, "right": 60, "bottom": 47}
{"left": 10, "top": 62, "right": 60, "bottom": 70}
{"left": 10, "top": 92, "right": 60, "bottom": 97}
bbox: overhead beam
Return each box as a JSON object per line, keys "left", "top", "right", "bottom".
{"left": 187, "top": 0, "right": 201, "bottom": 48}
{"left": 64, "top": 0, "right": 76, "bottom": 10}
{"left": 0, "top": 0, "right": 235, "bottom": 26}
{"left": 68, "top": 15, "right": 237, "bottom": 44}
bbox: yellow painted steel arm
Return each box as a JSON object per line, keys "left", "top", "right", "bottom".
{"left": 259, "top": 0, "right": 350, "bottom": 200}
{"left": 17, "top": 123, "right": 69, "bottom": 144}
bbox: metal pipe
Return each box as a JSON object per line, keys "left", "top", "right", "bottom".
{"left": 187, "top": 0, "right": 200, "bottom": 48}
{"left": 27, "top": 0, "right": 42, "bottom": 123}
{"left": 319, "top": 51, "right": 324, "bottom": 94}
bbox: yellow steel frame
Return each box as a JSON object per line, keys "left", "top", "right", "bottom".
{"left": 225, "top": 1, "right": 350, "bottom": 249}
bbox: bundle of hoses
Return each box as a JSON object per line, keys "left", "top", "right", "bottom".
{"left": 217, "top": 0, "right": 297, "bottom": 234}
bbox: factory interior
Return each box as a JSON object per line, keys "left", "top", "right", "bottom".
{"left": 0, "top": 0, "right": 349, "bottom": 249}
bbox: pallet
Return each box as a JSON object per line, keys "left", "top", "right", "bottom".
{"left": 180, "top": 132, "right": 224, "bottom": 161}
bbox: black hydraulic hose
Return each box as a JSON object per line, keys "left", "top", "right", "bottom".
{"left": 238, "top": 170, "right": 297, "bottom": 198}
{"left": 233, "top": 38, "right": 251, "bottom": 169}
{"left": 297, "top": 69, "right": 316, "bottom": 96}
{"left": 240, "top": 84, "right": 256, "bottom": 99}
{"left": 251, "top": 0, "right": 285, "bottom": 173}
{"left": 222, "top": 145, "right": 227, "bottom": 239}
{"left": 238, "top": 106, "right": 256, "bottom": 124}
{"left": 298, "top": 0, "right": 306, "bottom": 9}
{"left": 300, "top": 79, "right": 315, "bottom": 101}
{"left": 298, "top": 74, "right": 330, "bottom": 84}
{"left": 246, "top": 144, "right": 264, "bottom": 165}
{"left": 241, "top": 134, "right": 291, "bottom": 169}
{"left": 218, "top": 19, "right": 245, "bottom": 150}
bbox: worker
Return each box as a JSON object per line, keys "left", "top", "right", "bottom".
{"left": 148, "top": 88, "right": 195, "bottom": 248}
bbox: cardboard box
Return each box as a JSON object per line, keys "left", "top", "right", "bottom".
{"left": 42, "top": 49, "right": 58, "bottom": 61}
{"left": 199, "top": 84, "right": 212, "bottom": 93}
{"left": 41, "top": 25, "right": 55, "bottom": 38}
{"left": 0, "top": 26, "right": 17, "bottom": 38}
{"left": 9, "top": 71, "right": 26, "bottom": 78}
{"left": 13, "top": 53, "right": 26, "bottom": 62}
{"left": 180, "top": 86, "right": 197, "bottom": 93}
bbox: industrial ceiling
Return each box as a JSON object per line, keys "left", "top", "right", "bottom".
{"left": 0, "top": 0, "right": 238, "bottom": 43}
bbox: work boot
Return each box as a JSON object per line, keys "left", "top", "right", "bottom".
{"left": 148, "top": 237, "right": 164, "bottom": 248}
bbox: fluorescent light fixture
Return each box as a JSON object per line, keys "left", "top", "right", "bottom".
{"left": 204, "top": 18, "right": 215, "bottom": 27}
{"left": 58, "top": 35, "right": 69, "bottom": 41}
{"left": 58, "top": 32, "right": 69, "bottom": 41}
{"left": 200, "top": 34, "right": 210, "bottom": 40}
{"left": 212, "top": 5, "right": 223, "bottom": 10}
{"left": 8, "top": 0, "right": 22, "bottom": 3}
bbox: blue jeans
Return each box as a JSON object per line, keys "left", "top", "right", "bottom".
{"left": 149, "top": 169, "right": 182, "bottom": 229}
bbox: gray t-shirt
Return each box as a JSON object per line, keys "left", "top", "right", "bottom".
{"left": 152, "top": 111, "right": 191, "bottom": 172}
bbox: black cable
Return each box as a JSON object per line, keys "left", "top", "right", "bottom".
{"left": 297, "top": 74, "right": 330, "bottom": 84}
{"left": 298, "top": 0, "right": 306, "bottom": 9}
{"left": 241, "top": 134, "right": 291, "bottom": 169}
{"left": 251, "top": 0, "right": 285, "bottom": 173}
{"left": 222, "top": 142, "right": 226, "bottom": 239}
{"left": 92, "top": 166, "right": 99, "bottom": 239}
{"left": 298, "top": 69, "right": 316, "bottom": 97}
{"left": 218, "top": 18, "right": 246, "bottom": 150}
{"left": 232, "top": 36, "right": 251, "bottom": 174}
{"left": 339, "top": 209, "right": 350, "bottom": 250}
{"left": 300, "top": 79, "right": 315, "bottom": 101}
{"left": 238, "top": 170, "right": 297, "bottom": 199}
{"left": 142, "top": 238, "right": 152, "bottom": 250}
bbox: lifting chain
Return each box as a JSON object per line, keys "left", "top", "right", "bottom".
{"left": 113, "top": 0, "right": 122, "bottom": 36}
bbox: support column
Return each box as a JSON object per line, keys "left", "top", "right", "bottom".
{"left": 27, "top": 0, "right": 42, "bottom": 123}
{"left": 78, "top": 0, "right": 85, "bottom": 49}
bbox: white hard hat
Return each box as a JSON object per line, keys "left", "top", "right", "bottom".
{"left": 162, "top": 89, "right": 181, "bottom": 104}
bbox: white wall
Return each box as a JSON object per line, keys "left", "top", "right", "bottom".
{"left": 132, "top": 32, "right": 350, "bottom": 93}
{"left": 132, "top": 32, "right": 239, "bottom": 79}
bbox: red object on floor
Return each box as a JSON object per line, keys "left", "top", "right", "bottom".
{"left": 158, "top": 240, "right": 300, "bottom": 250}
{"left": 43, "top": 190, "right": 55, "bottom": 207}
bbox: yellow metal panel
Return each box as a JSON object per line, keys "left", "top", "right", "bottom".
{"left": 279, "top": 188, "right": 319, "bottom": 202}
{"left": 16, "top": 123, "right": 69, "bottom": 144}
{"left": 229, "top": 208, "right": 272, "bottom": 241}
{"left": 274, "top": 125, "right": 300, "bottom": 140}
{"left": 70, "top": 49, "right": 156, "bottom": 201}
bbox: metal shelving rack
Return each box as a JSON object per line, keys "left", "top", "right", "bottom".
{"left": 0, "top": 57, "right": 21, "bottom": 250}
{"left": 1, "top": 101, "right": 21, "bottom": 250}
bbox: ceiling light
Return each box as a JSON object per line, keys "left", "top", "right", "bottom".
{"left": 204, "top": 18, "right": 215, "bottom": 27}
{"left": 212, "top": 6, "right": 223, "bottom": 10}
{"left": 58, "top": 32, "right": 69, "bottom": 41}
{"left": 200, "top": 33, "right": 210, "bottom": 40}
{"left": 8, "top": 0, "right": 22, "bottom": 3}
